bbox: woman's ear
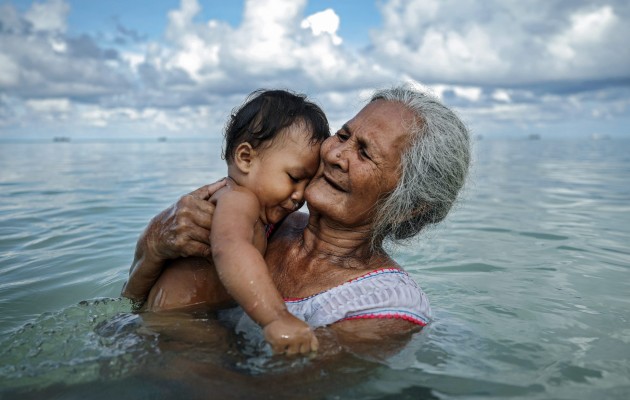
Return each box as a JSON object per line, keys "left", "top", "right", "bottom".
{"left": 234, "top": 142, "right": 257, "bottom": 174}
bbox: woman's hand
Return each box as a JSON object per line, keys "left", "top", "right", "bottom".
{"left": 147, "top": 180, "right": 227, "bottom": 260}
{"left": 121, "top": 179, "right": 227, "bottom": 302}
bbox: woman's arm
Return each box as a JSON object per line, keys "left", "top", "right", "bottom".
{"left": 121, "top": 180, "right": 226, "bottom": 303}
{"left": 318, "top": 319, "right": 419, "bottom": 359}
{"left": 331, "top": 318, "right": 419, "bottom": 341}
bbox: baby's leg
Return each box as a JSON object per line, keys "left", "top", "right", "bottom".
{"left": 144, "top": 257, "right": 234, "bottom": 312}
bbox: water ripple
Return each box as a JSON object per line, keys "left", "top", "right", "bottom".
{"left": 1, "top": 140, "right": 630, "bottom": 398}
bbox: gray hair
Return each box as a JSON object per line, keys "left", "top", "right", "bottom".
{"left": 370, "top": 85, "right": 471, "bottom": 249}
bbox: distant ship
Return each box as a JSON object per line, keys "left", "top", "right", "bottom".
{"left": 158, "top": 137, "right": 167, "bottom": 142}
{"left": 527, "top": 134, "right": 541, "bottom": 140}
{"left": 53, "top": 136, "right": 70, "bottom": 142}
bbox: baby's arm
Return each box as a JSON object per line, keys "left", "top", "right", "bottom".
{"left": 211, "top": 190, "right": 318, "bottom": 355}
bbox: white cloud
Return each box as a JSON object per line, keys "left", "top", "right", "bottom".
{"left": 568, "top": 6, "right": 616, "bottom": 43}
{"left": 426, "top": 84, "right": 482, "bottom": 102}
{"left": 371, "top": 0, "right": 630, "bottom": 84}
{"left": 0, "top": 53, "right": 20, "bottom": 87}
{"left": 26, "top": 98, "right": 71, "bottom": 112}
{"left": 547, "top": 6, "right": 621, "bottom": 76}
{"left": 301, "top": 9, "right": 342, "bottom": 45}
{"left": 453, "top": 86, "right": 482, "bottom": 102}
{"left": 0, "top": 0, "right": 628, "bottom": 139}
{"left": 492, "top": 90, "right": 511, "bottom": 103}
{"left": 24, "top": 0, "right": 69, "bottom": 32}
{"left": 0, "top": 2, "right": 131, "bottom": 101}
{"left": 371, "top": 1, "right": 509, "bottom": 82}
{"left": 228, "top": 0, "right": 304, "bottom": 73}
{"left": 139, "top": 0, "right": 393, "bottom": 93}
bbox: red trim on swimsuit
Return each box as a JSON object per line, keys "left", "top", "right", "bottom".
{"left": 341, "top": 312, "right": 428, "bottom": 327}
{"left": 265, "top": 223, "right": 275, "bottom": 238}
{"left": 283, "top": 268, "right": 404, "bottom": 302}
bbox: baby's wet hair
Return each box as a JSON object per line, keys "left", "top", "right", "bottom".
{"left": 222, "top": 89, "right": 330, "bottom": 163}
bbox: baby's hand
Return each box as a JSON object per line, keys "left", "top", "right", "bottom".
{"left": 263, "top": 313, "right": 319, "bottom": 355}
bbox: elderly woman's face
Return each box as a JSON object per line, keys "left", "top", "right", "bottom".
{"left": 305, "top": 100, "right": 415, "bottom": 227}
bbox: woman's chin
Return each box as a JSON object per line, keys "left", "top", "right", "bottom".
{"left": 306, "top": 196, "right": 345, "bottom": 223}
{"left": 306, "top": 176, "right": 337, "bottom": 202}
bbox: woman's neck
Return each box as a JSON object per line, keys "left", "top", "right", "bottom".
{"left": 266, "top": 211, "right": 396, "bottom": 298}
{"left": 301, "top": 212, "right": 383, "bottom": 267}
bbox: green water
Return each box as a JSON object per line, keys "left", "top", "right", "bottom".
{"left": 1, "top": 138, "right": 629, "bottom": 399}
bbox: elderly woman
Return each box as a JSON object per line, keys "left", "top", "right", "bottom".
{"left": 122, "top": 85, "right": 470, "bottom": 347}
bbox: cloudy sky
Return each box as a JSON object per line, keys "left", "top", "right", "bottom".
{"left": 1, "top": 0, "right": 628, "bottom": 139}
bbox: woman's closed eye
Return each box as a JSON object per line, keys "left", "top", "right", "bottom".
{"left": 335, "top": 129, "right": 372, "bottom": 161}
{"left": 336, "top": 130, "right": 349, "bottom": 141}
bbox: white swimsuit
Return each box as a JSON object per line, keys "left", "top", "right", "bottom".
{"left": 287, "top": 268, "right": 431, "bottom": 327}
{"left": 228, "top": 268, "right": 432, "bottom": 337}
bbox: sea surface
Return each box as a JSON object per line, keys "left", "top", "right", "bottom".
{"left": 0, "top": 137, "right": 629, "bottom": 399}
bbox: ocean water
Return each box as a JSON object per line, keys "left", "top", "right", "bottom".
{"left": 0, "top": 137, "right": 629, "bottom": 399}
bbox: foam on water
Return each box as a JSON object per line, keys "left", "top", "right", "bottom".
{"left": 0, "top": 298, "right": 152, "bottom": 389}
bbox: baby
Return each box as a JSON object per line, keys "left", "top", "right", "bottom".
{"left": 144, "top": 89, "right": 329, "bottom": 355}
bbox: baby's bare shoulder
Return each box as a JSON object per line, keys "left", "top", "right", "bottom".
{"left": 213, "top": 184, "right": 259, "bottom": 210}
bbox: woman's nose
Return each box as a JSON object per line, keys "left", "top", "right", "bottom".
{"left": 323, "top": 139, "right": 349, "bottom": 171}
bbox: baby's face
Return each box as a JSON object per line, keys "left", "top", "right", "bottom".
{"left": 249, "top": 123, "right": 321, "bottom": 225}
